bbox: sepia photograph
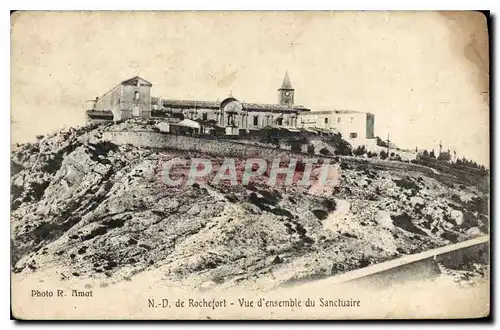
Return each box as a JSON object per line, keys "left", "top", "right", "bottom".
{"left": 10, "top": 10, "right": 490, "bottom": 320}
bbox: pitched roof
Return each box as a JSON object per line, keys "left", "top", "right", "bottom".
{"left": 121, "top": 76, "right": 153, "bottom": 87}
{"left": 280, "top": 72, "right": 293, "bottom": 90}
{"left": 299, "top": 109, "right": 369, "bottom": 115}
{"left": 242, "top": 102, "right": 308, "bottom": 112}
{"left": 162, "top": 99, "right": 220, "bottom": 109}
{"left": 161, "top": 98, "right": 310, "bottom": 112}
{"left": 174, "top": 119, "right": 201, "bottom": 129}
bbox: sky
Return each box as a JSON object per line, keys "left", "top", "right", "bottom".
{"left": 11, "top": 11, "right": 489, "bottom": 165}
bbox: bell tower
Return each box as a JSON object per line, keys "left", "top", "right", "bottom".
{"left": 278, "top": 72, "right": 294, "bottom": 106}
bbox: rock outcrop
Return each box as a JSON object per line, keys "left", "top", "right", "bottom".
{"left": 11, "top": 120, "right": 489, "bottom": 291}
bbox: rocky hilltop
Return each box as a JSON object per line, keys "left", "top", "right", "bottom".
{"left": 11, "top": 120, "right": 489, "bottom": 291}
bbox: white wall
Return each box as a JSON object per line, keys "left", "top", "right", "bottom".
{"left": 298, "top": 111, "right": 377, "bottom": 151}
{"left": 298, "top": 111, "right": 372, "bottom": 138}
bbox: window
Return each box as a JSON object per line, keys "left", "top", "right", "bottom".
{"left": 324, "top": 117, "right": 329, "bottom": 124}
{"left": 350, "top": 117, "right": 354, "bottom": 123}
{"left": 134, "top": 91, "right": 140, "bottom": 100}
{"left": 276, "top": 117, "right": 283, "bottom": 126}
{"left": 202, "top": 113, "right": 208, "bottom": 121}
{"left": 349, "top": 132, "right": 358, "bottom": 138}
{"left": 337, "top": 117, "right": 341, "bottom": 123}
{"left": 253, "top": 115, "right": 259, "bottom": 126}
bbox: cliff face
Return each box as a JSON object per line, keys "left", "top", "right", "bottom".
{"left": 11, "top": 121, "right": 489, "bottom": 291}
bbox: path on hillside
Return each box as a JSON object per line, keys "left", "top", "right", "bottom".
{"left": 287, "top": 235, "right": 489, "bottom": 290}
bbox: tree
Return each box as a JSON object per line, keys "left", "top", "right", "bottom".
{"left": 423, "top": 150, "right": 429, "bottom": 158}
{"left": 380, "top": 150, "right": 388, "bottom": 160}
{"left": 429, "top": 150, "right": 436, "bottom": 159}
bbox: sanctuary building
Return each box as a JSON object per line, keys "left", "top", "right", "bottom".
{"left": 85, "top": 73, "right": 376, "bottom": 147}
{"left": 86, "top": 73, "right": 309, "bottom": 131}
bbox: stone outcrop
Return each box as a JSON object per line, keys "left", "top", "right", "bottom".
{"left": 10, "top": 120, "right": 489, "bottom": 291}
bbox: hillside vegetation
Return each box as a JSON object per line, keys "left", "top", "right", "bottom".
{"left": 11, "top": 121, "right": 489, "bottom": 291}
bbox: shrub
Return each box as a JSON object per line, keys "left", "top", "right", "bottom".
{"left": 225, "top": 194, "right": 238, "bottom": 203}
{"left": 393, "top": 177, "right": 420, "bottom": 191}
{"left": 321, "top": 198, "right": 337, "bottom": 211}
{"left": 271, "top": 207, "right": 293, "bottom": 218}
{"left": 31, "top": 181, "right": 50, "bottom": 202}
{"left": 451, "top": 194, "right": 462, "bottom": 204}
{"left": 353, "top": 145, "right": 367, "bottom": 156}
{"left": 82, "top": 226, "right": 108, "bottom": 241}
{"left": 380, "top": 150, "right": 388, "bottom": 160}
{"left": 259, "top": 189, "right": 282, "bottom": 205}
{"left": 391, "top": 154, "right": 402, "bottom": 162}
{"left": 467, "top": 195, "right": 489, "bottom": 215}
{"left": 319, "top": 148, "right": 331, "bottom": 156}
{"left": 312, "top": 209, "right": 328, "bottom": 220}
{"left": 339, "top": 162, "right": 350, "bottom": 170}
{"left": 390, "top": 213, "right": 426, "bottom": 236}
{"left": 42, "top": 142, "right": 81, "bottom": 174}
{"left": 307, "top": 144, "right": 315, "bottom": 155}
{"left": 34, "top": 222, "right": 63, "bottom": 240}
{"left": 440, "top": 231, "right": 458, "bottom": 243}
{"left": 290, "top": 141, "right": 302, "bottom": 153}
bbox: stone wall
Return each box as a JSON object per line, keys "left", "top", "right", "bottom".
{"left": 94, "top": 85, "right": 121, "bottom": 119}
{"left": 101, "top": 130, "right": 302, "bottom": 160}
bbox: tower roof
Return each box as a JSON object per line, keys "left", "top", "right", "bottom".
{"left": 121, "top": 76, "right": 152, "bottom": 87}
{"left": 280, "top": 72, "right": 293, "bottom": 90}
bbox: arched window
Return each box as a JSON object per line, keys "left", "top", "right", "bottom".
{"left": 134, "top": 91, "right": 140, "bottom": 100}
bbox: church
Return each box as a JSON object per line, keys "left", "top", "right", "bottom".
{"left": 85, "top": 73, "right": 376, "bottom": 148}
{"left": 86, "top": 73, "right": 311, "bottom": 131}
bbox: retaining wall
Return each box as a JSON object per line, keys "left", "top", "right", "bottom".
{"left": 101, "top": 130, "right": 302, "bottom": 160}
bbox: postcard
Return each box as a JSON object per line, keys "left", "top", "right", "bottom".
{"left": 10, "top": 10, "right": 490, "bottom": 320}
